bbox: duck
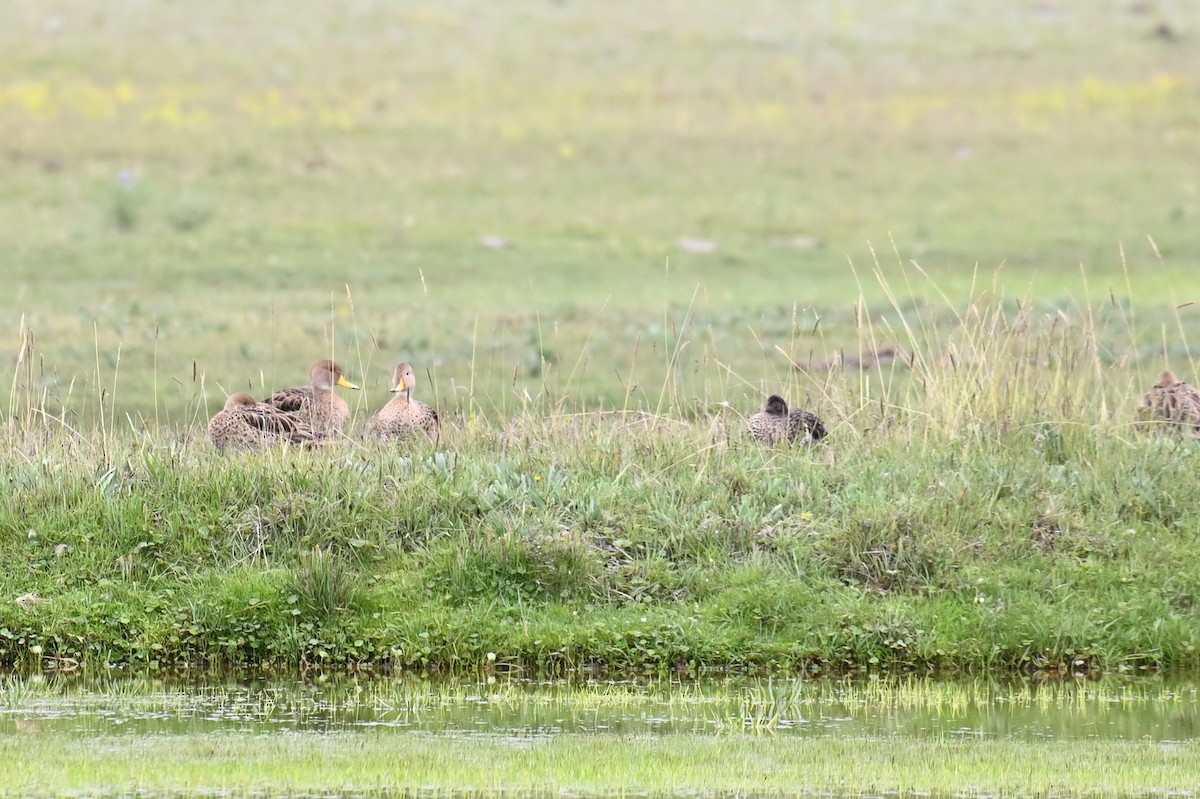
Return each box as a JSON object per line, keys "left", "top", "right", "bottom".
{"left": 1137, "top": 369, "right": 1200, "bottom": 435}
{"left": 368, "top": 362, "right": 440, "bottom": 441}
{"left": 208, "top": 392, "right": 323, "bottom": 451}
{"left": 262, "top": 360, "right": 358, "bottom": 435}
{"left": 746, "top": 394, "right": 827, "bottom": 445}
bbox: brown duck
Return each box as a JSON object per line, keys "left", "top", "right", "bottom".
{"left": 368, "top": 362, "right": 440, "bottom": 441}
{"left": 208, "top": 392, "right": 323, "bottom": 451}
{"left": 262, "top": 360, "right": 358, "bottom": 435}
{"left": 746, "top": 394, "right": 827, "bottom": 446}
{"left": 1137, "top": 370, "right": 1200, "bottom": 435}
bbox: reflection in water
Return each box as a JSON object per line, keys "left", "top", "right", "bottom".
{"left": 0, "top": 674, "right": 1196, "bottom": 742}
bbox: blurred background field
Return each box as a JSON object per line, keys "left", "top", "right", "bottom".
{"left": 2, "top": 0, "right": 1199, "bottom": 429}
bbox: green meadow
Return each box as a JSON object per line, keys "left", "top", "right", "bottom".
{"left": 2, "top": 1, "right": 1200, "bottom": 677}
{"left": 3, "top": 0, "right": 1199, "bottom": 423}
{"left": 9, "top": 729, "right": 1198, "bottom": 797}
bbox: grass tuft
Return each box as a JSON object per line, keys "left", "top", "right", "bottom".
{"left": 290, "top": 547, "right": 357, "bottom": 621}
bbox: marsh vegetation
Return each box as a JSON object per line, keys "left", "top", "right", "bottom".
{"left": 2, "top": 0, "right": 1199, "bottom": 680}
{"left": 1, "top": 674, "right": 1198, "bottom": 797}
{"left": 3, "top": 1, "right": 1200, "bottom": 794}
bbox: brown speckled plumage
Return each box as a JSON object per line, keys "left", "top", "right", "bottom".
{"left": 1137, "top": 370, "right": 1200, "bottom": 436}
{"left": 262, "top": 360, "right": 358, "bottom": 435}
{"left": 208, "top": 392, "right": 323, "bottom": 451}
{"left": 368, "top": 362, "right": 440, "bottom": 441}
{"left": 746, "top": 394, "right": 826, "bottom": 446}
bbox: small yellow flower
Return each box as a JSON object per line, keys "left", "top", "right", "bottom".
{"left": 143, "top": 102, "right": 183, "bottom": 125}
{"left": 114, "top": 80, "right": 136, "bottom": 103}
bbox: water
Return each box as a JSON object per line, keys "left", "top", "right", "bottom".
{"left": 2, "top": 673, "right": 1196, "bottom": 742}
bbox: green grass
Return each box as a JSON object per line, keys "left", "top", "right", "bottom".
{"left": 2, "top": 1, "right": 1200, "bottom": 677}
{"left": 3, "top": 335, "right": 1200, "bottom": 675}
{"left": 2, "top": 0, "right": 1200, "bottom": 424}
{"left": 2, "top": 731, "right": 1196, "bottom": 797}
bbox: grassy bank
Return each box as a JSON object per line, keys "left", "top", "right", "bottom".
{"left": 4, "top": 295, "right": 1200, "bottom": 676}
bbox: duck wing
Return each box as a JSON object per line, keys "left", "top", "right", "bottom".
{"left": 239, "top": 403, "right": 317, "bottom": 443}
{"left": 263, "top": 386, "right": 311, "bottom": 414}
{"left": 1165, "top": 383, "right": 1200, "bottom": 430}
{"left": 789, "top": 409, "right": 827, "bottom": 443}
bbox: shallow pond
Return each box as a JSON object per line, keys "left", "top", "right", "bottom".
{"left": 1, "top": 673, "right": 1197, "bottom": 798}
{"left": 3, "top": 673, "right": 1197, "bottom": 740}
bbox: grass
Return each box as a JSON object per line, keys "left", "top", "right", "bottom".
{"left": 2, "top": 1, "right": 1200, "bottom": 677}
{"left": 3, "top": 292, "right": 1200, "bottom": 675}
{"left": 1, "top": 731, "right": 1197, "bottom": 797}
{"left": 2, "top": 1, "right": 1199, "bottom": 424}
